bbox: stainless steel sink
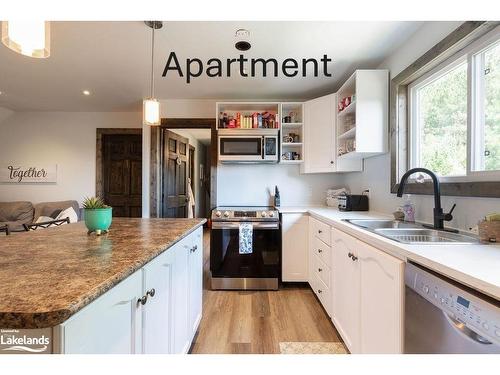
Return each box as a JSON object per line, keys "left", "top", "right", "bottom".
{"left": 344, "top": 219, "right": 420, "bottom": 230}
{"left": 343, "top": 219, "right": 479, "bottom": 244}
{"left": 374, "top": 228, "right": 479, "bottom": 244}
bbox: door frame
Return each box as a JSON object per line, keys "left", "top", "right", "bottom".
{"left": 96, "top": 128, "right": 143, "bottom": 199}
{"left": 150, "top": 118, "right": 216, "bottom": 218}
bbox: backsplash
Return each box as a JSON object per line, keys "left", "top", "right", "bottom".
{"left": 217, "top": 164, "right": 344, "bottom": 207}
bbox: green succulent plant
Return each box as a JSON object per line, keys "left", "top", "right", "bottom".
{"left": 82, "top": 196, "right": 109, "bottom": 209}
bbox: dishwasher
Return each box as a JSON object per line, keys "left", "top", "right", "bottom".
{"left": 405, "top": 262, "right": 500, "bottom": 354}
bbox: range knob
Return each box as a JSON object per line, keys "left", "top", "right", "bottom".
{"left": 215, "top": 211, "right": 222, "bottom": 217}
{"left": 261, "top": 211, "right": 267, "bottom": 217}
{"left": 423, "top": 286, "right": 430, "bottom": 294}
{"left": 223, "top": 211, "right": 230, "bottom": 218}
{"left": 495, "top": 329, "right": 500, "bottom": 337}
{"left": 482, "top": 322, "right": 489, "bottom": 331}
{"left": 269, "top": 211, "right": 275, "bottom": 217}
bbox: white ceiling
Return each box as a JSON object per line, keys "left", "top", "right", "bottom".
{"left": 0, "top": 21, "right": 424, "bottom": 112}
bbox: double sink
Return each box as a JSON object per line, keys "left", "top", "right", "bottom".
{"left": 344, "top": 219, "right": 479, "bottom": 245}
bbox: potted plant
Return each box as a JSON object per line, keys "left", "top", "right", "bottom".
{"left": 82, "top": 197, "right": 112, "bottom": 235}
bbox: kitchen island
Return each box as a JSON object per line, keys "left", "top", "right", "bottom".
{"left": 0, "top": 218, "right": 206, "bottom": 354}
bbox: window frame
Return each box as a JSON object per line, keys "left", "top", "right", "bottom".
{"left": 390, "top": 21, "right": 500, "bottom": 198}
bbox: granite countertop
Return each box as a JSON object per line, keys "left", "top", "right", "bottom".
{"left": 0, "top": 218, "right": 206, "bottom": 329}
{"left": 280, "top": 206, "right": 500, "bottom": 301}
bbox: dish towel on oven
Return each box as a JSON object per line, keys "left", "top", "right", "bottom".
{"left": 239, "top": 222, "right": 253, "bottom": 254}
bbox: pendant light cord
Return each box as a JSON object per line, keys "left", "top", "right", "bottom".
{"left": 150, "top": 24, "right": 155, "bottom": 99}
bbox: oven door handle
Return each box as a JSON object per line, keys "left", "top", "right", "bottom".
{"left": 212, "top": 222, "right": 279, "bottom": 230}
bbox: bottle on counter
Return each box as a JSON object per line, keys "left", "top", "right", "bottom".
{"left": 401, "top": 194, "right": 415, "bottom": 222}
{"left": 274, "top": 185, "right": 280, "bottom": 207}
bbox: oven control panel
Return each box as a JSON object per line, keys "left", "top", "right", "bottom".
{"left": 212, "top": 208, "right": 278, "bottom": 221}
{"left": 406, "top": 262, "right": 500, "bottom": 345}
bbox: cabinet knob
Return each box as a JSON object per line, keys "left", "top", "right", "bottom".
{"left": 351, "top": 255, "right": 358, "bottom": 261}
{"left": 348, "top": 252, "right": 353, "bottom": 258}
{"left": 147, "top": 288, "right": 156, "bottom": 298}
{"left": 318, "top": 268, "right": 322, "bottom": 272}
{"left": 318, "top": 289, "right": 322, "bottom": 294}
{"left": 330, "top": 161, "right": 334, "bottom": 164}
{"left": 318, "top": 249, "right": 323, "bottom": 253}
{"left": 137, "top": 295, "right": 148, "bottom": 306}
{"left": 318, "top": 229, "right": 323, "bottom": 234}
{"left": 190, "top": 245, "right": 198, "bottom": 253}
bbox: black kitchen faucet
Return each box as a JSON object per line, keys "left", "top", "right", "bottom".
{"left": 397, "top": 168, "right": 457, "bottom": 233}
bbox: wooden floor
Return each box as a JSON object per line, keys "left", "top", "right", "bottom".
{"left": 190, "top": 229, "right": 343, "bottom": 354}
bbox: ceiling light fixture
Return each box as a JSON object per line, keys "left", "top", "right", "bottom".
{"left": 143, "top": 21, "right": 163, "bottom": 126}
{"left": 235, "top": 29, "right": 251, "bottom": 51}
{"left": 82, "top": 90, "right": 90, "bottom": 96}
{"left": 1, "top": 21, "right": 50, "bottom": 58}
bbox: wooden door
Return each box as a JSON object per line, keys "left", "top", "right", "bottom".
{"left": 103, "top": 134, "right": 142, "bottom": 217}
{"left": 142, "top": 249, "right": 175, "bottom": 354}
{"left": 358, "top": 241, "right": 404, "bottom": 353}
{"left": 332, "top": 228, "right": 360, "bottom": 353}
{"left": 162, "top": 130, "right": 189, "bottom": 218}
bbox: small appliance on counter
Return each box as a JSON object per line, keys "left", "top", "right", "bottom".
{"left": 274, "top": 186, "right": 280, "bottom": 207}
{"left": 338, "top": 194, "right": 369, "bottom": 211}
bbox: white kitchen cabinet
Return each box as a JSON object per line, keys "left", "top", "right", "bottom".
{"left": 331, "top": 229, "right": 360, "bottom": 352}
{"left": 358, "top": 240, "right": 404, "bottom": 353}
{"left": 301, "top": 94, "right": 363, "bottom": 174}
{"left": 188, "top": 227, "right": 203, "bottom": 340}
{"left": 308, "top": 216, "right": 333, "bottom": 317}
{"left": 142, "top": 249, "right": 175, "bottom": 354}
{"left": 331, "top": 228, "right": 404, "bottom": 354}
{"left": 301, "top": 94, "right": 336, "bottom": 174}
{"left": 282, "top": 213, "right": 309, "bottom": 282}
{"left": 57, "top": 270, "right": 143, "bottom": 354}
{"left": 56, "top": 227, "right": 203, "bottom": 354}
{"left": 172, "top": 236, "right": 191, "bottom": 354}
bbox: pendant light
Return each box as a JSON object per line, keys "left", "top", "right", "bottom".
{"left": 143, "top": 21, "right": 163, "bottom": 126}
{"left": 1, "top": 21, "right": 50, "bottom": 58}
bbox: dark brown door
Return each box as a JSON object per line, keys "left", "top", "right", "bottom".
{"left": 103, "top": 134, "right": 142, "bottom": 217}
{"left": 162, "top": 130, "right": 189, "bottom": 218}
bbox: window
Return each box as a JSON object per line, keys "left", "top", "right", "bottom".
{"left": 408, "top": 28, "right": 500, "bottom": 181}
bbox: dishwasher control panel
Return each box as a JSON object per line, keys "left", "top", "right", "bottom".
{"left": 406, "top": 262, "right": 500, "bottom": 345}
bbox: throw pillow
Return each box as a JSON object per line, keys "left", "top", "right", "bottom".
{"left": 35, "top": 216, "right": 54, "bottom": 223}
{"left": 56, "top": 207, "right": 78, "bottom": 223}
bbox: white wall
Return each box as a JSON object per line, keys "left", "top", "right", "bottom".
{"left": 344, "top": 21, "right": 500, "bottom": 231}
{"left": 0, "top": 111, "right": 141, "bottom": 204}
{"left": 0, "top": 107, "right": 14, "bottom": 124}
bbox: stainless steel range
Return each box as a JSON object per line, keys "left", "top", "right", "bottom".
{"left": 210, "top": 207, "right": 281, "bottom": 290}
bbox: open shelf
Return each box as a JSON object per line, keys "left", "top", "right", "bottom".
{"left": 282, "top": 122, "right": 303, "bottom": 127}
{"left": 282, "top": 142, "right": 303, "bottom": 146}
{"left": 338, "top": 101, "right": 356, "bottom": 117}
{"left": 338, "top": 127, "right": 356, "bottom": 140}
{"left": 280, "top": 160, "right": 304, "bottom": 164}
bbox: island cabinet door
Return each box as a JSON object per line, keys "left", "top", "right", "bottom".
{"left": 172, "top": 236, "right": 191, "bottom": 354}
{"left": 282, "top": 213, "right": 309, "bottom": 282}
{"left": 187, "top": 227, "right": 203, "bottom": 341}
{"left": 57, "top": 270, "right": 143, "bottom": 354}
{"left": 141, "top": 248, "right": 175, "bottom": 354}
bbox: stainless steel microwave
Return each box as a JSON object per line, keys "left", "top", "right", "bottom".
{"left": 218, "top": 130, "right": 279, "bottom": 163}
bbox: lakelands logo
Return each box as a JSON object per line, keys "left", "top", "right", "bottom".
{"left": 0, "top": 329, "right": 50, "bottom": 353}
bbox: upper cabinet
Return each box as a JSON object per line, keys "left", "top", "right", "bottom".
{"left": 301, "top": 94, "right": 363, "bottom": 174}
{"left": 301, "top": 94, "right": 337, "bottom": 173}
{"left": 280, "top": 102, "right": 304, "bottom": 164}
{"left": 336, "top": 70, "right": 389, "bottom": 161}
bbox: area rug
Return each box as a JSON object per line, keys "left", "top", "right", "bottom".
{"left": 279, "top": 342, "right": 348, "bottom": 354}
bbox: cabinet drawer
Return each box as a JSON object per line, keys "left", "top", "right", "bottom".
{"left": 313, "top": 273, "right": 332, "bottom": 317}
{"left": 310, "top": 217, "right": 331, "bottom": 246}
{"left": 313, "top": 253, "right": 330, "bottom": 288}
{"left": 312, "top": 236, "right": 331, "bottom": 265}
